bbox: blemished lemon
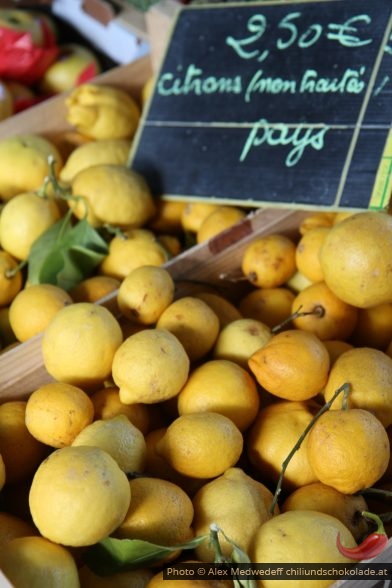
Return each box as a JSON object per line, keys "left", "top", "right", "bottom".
{"left": 112, "top": 328, "right": 190, "bottom": 404}
{"left": 192, "top": 468, "right": 274, "bottom": 562}
{"left": 90, "top": 385, "right": 151, "bottom": 434}
{"left": 72, "top": 414, "right": 147, "bottom": 474}
{"left": 0, "top": 536, "right": 80, "bottom": 588}
{"left": 115, "top": 476, "right": 194, "bottom": 545}
{"left": 65, "top": 83, "right": 141, "bottom": 140}
{"left": 69, "top": 275, "right": 121, "bottom": 303}
{"left": 99, "top": 229, "right": 170, "bottom": 280}
{"left": 319, "top": 211, "right": 392, "bottom": 308}
{"left": 0, "top": 134, "right": 63, "bottom": 201}
{"left": 25, "top": 381, "right": 94, "bottom": 448}
{"left": 212, "top": 318, "right": 272, "bottom": 370}
{"left": 247, "top": 400, "right": 319, "bottom": 491}
{"left": 0, "top": 250, "right": 23, "bottom": 306}
{"left": 307, "top": 408, "right": 390, "bottom": 494}
{"left": 0, "top": 512, "right": 38, "bottom": 550}
{"left": 156, "top": 296, "right": 220, "bottom": 362}
{"left": 241, "top": 233, "right": 297, "bottom": 288}
{"left": 59, "top": 138, "right": 131, "bottom": 183}
{"left": 0, "top": 401, "right": 48, "bottom": 485}
{"left": 181, "top": 201, "right": 220, "bottom": 233}
{"left": 250, "top": 510, "right": 356, "bottom": 588}
{"left": 156, "top": 412, "right": 243, "bottom": 479}
{"left": 323, "top": 346, "right": 392, "bottom": 428}
{"left": 248, "top": 329, "right": 330, "bottom": 401}
{"left": 238, "top": 287, "right": 295, "bottom": 329}
{"left": 195, "top": 291, "right": 242, "bottom": 328}
{"left": 177, "top": 359, "right": 260, "bottom": 431}
{"left": 0, "top": 191, "right": 62, "bottom": 260}
{"left": 70, "top": 164, "right": 156, "bottom": 229}
{"left": 290, "top": 281, "right": 358, "bottom": 341}
{"left": 197, "top": 206, "right": 246, "bottom": 243}
{"left": 117, "top": 265, "right": 175, "bottom": 325}
{"left": 281, "top": 481, "right": 369, "bottom": 542}
{"left": 78, "top": 565, "right": 154, "bottom": 588}
{"left": 41, "top": 302, "right": 123, "bottom": 389}
{"left": 295, "top": 226, "right": 330, "bottom": 282}
{"left": 9, "top": 283, "right": 73, "bottom": 342}
{"left": 29, "top": 445, "right": 131, "bottom": 546}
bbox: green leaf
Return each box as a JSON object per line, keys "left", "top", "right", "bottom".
{"left": 27, "top": 215, "right": 108, "bottom": 291}
{"left": 84, "top": 535, "right": 208, "bottom": 577}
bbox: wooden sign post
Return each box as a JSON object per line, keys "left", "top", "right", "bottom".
{"left": 130, "top": 0, "right": 392, "bottom": 211}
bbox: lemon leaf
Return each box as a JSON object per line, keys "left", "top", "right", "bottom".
{"left": 84, "top": 534, "right": 208, "bottom": 576}
{"left": 27, "top": 215, "right": 108, "bottom": 290}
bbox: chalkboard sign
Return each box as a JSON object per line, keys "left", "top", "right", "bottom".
{"left": 129, "top": 0, "right": 392, "bottom": 211}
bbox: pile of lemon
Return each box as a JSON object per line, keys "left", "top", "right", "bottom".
{"left": 0, "top": 201, "right": 392, "bottom": 587}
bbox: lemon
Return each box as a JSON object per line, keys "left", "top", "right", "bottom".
{"left": 59, "top": 138, "right": 131, "bottom": 183}
{"left": 25, "top": 381, "right": 94, "bottom": 448}
{"left": 117, "top": 265, "right": 175, "bottom": 325}
{"left": 156, "top": 412, "right": 243, "bottom": 479}
{"left": 299, "top": 212, "right": 336, "bottom": 234}
{"left": 212, "top": 318, "right": 272, "bottom": 370}
{"left": 156, "top": 296, "right": 220, "bottom": 362}
{"left": 69, "top": 275, "right": 120, "bottom": 303}
{"left": 72, "top": 414, "right": 147, "bottom": 474}
{"left": 239, "top": 286, "right": 295, "bottom": 329}
{"left": 0, "top": 192, "right": 62, "bottom": 260}
{"left": 177, "top": 359, "right": 260, "bottom": 431}
{"left": 0, "top": 536, "right": 80, "bottom": 588}
{"left": 350, "top": 302, "right": 392, "bottom": 350}
{"left": 197, "top": 206, "right": 246, "bottom": 243}
{"left": 112, "top": 328, "right": 190, "bottom": 404}
{"left": 319, "top": 210, "right": 392, "bottom": 308}
{"left": 0, "top": 134, "right": 63, "bottom": 201}
{"left": 115, "top": 476, "right": 194, "bottom": 545}
{"left": 295, "top": 226, "right": 330, "bottom": 283}
{"left": 29, "top": 445, "right": 131, "bottom": 546}
{"left": 148, "top": 199, "right": 187, "bottom": 234}
{"left": 9, "top": 283, "right": 73, "bottom": 342}
{"left": 307, "top": 408, "right": 390, "bottom": 494}
{"left": 192, "top": 468, "right": 274, "bottom": 562}
{"left": 0, "top": 250, "right": 23, "bottom": 306}
{"left": 0, "top": 512, "right": 38, "bottom": 550}
{"left": 195, "top": 291, "right": 242, "bottom": 328}
{"left": 41, "top": 302, "right": 123, "bottom": 389}
{"left": 250, "top": 510, "right": 357, "bottom": 588}
{"left": 65, "top": 83, "right": 141, "bottom": 140}
{"left": 181, "top": 201, "right": 220, "bottom": 233}
{"left": 241, "top": 233, "right": 297, "bottom": 288}
{"left": 90, "top": 385, "right": 151, "bottom": 434}
{"left": 70, "top": 164, "right": 156, "bottom": 228}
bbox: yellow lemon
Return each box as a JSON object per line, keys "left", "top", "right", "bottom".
{"left": 65, "top": 83, "right": 141, "bottom": 140}
{"left": 192, "top": 467, "right": 274, "bottom": 562}
{"left": 247, "top": 400, "right": 319, "bottom": 491}
{"left": 0, "top": 400, "right": 47, "bottom": 485}
{"left": 307, "top": 409, "right": 390, "bottom": 494}
{"left": 295, "top": 226, "right": 330, "bottom": 283}
{"left": 59, "top": 138, "right": 131, "bottom": 183}
{"left": 25, "top": 381, "right": 94, "bottom": 448}
{"left": 72, "top": 414, "right": 147, "bottom": 474}
{"left": 248, "top": 329, "right": 330, "bottom": 401}
{"left": 177, "top": 359, "right": 260, "bottom": 431}
{"left": 0, "top": 512, "right": 38, "bottom": 550}
{"left": 250, "top": 510, "right": 356, "bottom": 588}
{"left": 238, "top": 287, "right": 295, "bottom": 329}
{"left": 156, "top": 296, "right": 220, "bottom": 362}
{"left": 197, "top": 206, "right": 246, "bottom": 243}
{"left": 319, "top": 211, "right": 392, "bottom": 308}
{"left": 0, "top": 134, "right": 63, "bottom": 201}
{"left": 29, "top": 445, "right": 131, "bottom": 546}
{"left": 0, "top": 250, "right": 23, "bottom": 306}
{"left": 156, "top": 412, "right": 243, "bottom": 479}
{"left": 41, "top": 302, "right": 123, "bottom": 389}
{"left": 0, "top": 536, "right": 80, "bottom": 588}
{"left": 195, "top": 291, "right": 242, "bottom": 328}
{"left": 212, "top": 318, "right": 272, "bottom": 370}
{"left": 299, "top": 212, "right": 336, "bottom": 234}
{"left": 281, "top": 482, "right": 369, "bottom": 542}
{"left": 70, "top": 164, "right": 156, "bottom": 228}
{"left": 148, "top": 199, "right": 187, "bottom": 234}
{"left": 117, "top": 265, "right": 175, "bottom": 325}
{"left": 0, "top": 192, "right": 62, "bottom": 260}
{"left": 9, "top": 283, "right": 73, "bottom": 342}
{"left": 350, "top": 302, "right": 392, "bottom": 349}
{"left": 69, "top": 275, "right": 121, "bottom": 303}
{"left": 115, "top": 476, "right": 194, "bottom": 545}
{"left": 99, "top": 229, "right": 169, "bottom": 280}
{"left": 241, "top": 233, "right": 297, "bottom": 288}
{"left": 322, "top": 340, "right": 353, "bottom": 366}
{"left": 112, "top": 328, "right": 190, "bottom": 404}
{"left": 90, "top": 385, "right": 151, "bottom": 434}
{"left": 323, "top": 346, "right": 392, "bottom": 428}
{"left": 181, "top": 201, "right": 220, "bottom": 233}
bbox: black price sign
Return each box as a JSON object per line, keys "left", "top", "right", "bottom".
{"left": 129, "top": 0, "right": 392, "bottom": 211}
